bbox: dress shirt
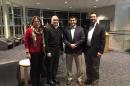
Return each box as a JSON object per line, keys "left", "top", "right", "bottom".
{"left": 71, "top": 26, "right": 76, "bottom": 40}
{"left": 87, "top": 23, "right": 97, "bottom": 46}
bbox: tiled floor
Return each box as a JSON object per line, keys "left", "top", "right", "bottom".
{"left": 0, "top": 44, "right": 130, "bottom": 86}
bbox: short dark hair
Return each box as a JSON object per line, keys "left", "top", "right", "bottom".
{"left": 90, "top": 12, "right": 97, "bottom": 16}
{"left": 69, "top": 16, "right": 77, "bottom": 20}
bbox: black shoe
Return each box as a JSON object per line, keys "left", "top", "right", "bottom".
{"left": 84, "top": 80, "right": 92, "bottom": 85}
{"left": 47, "top": 80, "right": 55, "bottom": 86}
{"left": 53, "top": 79, "right": 60, "bottom": 84}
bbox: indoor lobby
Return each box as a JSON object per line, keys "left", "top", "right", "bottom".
{"left": 0, "top": 0, "right": 130, "bottom": 86}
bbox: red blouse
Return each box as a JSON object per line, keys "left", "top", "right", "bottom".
{"left": 24, "top": 27, "right": 43, "bottom": 53}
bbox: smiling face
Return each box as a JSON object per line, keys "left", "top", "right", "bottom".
{"left": 51, "top": 16, "right": 59, "bottom": 27}
{"left": 69, "top": 17, "right": 77, "bottom": 27}
{"left": 32, "top": 16, "right": 41, "bottom": 28}
{"left": 90, "top": 13, "right": 97, "bottom": 23}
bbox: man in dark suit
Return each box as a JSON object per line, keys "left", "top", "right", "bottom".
{"left": 45, "top": 15, "right": 63, "bottom": 86}
{"left": 63, "top": 16, "right": 85, "bottom": 86}
{"left": 84, "top": 12, "right": 106, "bottom": 86}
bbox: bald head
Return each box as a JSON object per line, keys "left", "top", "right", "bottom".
{"left": 51, "top": 15, "right": 59, "bottom": 27}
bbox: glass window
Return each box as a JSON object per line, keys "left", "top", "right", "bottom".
{"left": 55, "top": 11, "right": 68, "bottom": 19}
{"left": 43, "top": 10, "right": 55, "bottom": 19}
{"left": 13, "top": 7, "right": 23, "bottom": 36}
{"left": 28, "top": 8, "right": 40, "bottom": 17}
{"left": 13, "top": 7, "right": 22, "bottom": 17}
{"left": 69, "top": 12, "right": 80, "bottom": 19}
{"left": 100, "top": 20, "right": 110, "bottom": 32}
{"left": 59, "top": 20, "right": 68, "bottom": 28}
{"left": 14, "top": 17, "right": 21, "bottom": 25}
{"left": 43, "top": 19, "right": 51, "bottom": 26}
{"left": 9, "top": 26, "right": 14, "bottom": 36}
{"left": 15, "top": 26, "right": 22, "bottom": 35}
{"left": 81, "top": 13, "right": 87, "bottom": 19}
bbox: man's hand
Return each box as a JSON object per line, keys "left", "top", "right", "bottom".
{"left": 97, "top": 52, "right": 102, "bottom": 57}
{"left": 47, "top": 53, "right": 52, "bottom": 58}
{"left": 70, "top": 44, "right": 77, "bottom": 49}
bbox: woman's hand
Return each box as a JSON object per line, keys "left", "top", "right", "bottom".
{"left": 26, "top": 52, "right": 31, "bottom": 59}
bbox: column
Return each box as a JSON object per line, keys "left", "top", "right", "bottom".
{"left": 3, "top": 4, "right": 9, "bottom": 38}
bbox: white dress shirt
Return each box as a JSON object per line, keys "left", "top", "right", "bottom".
{"left": 87, "top": 23, "right": 97, "bottom": 46}
{"left": 71, "top": 26, "right": 76, "bottom": 40}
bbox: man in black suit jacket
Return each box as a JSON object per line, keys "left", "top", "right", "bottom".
{"left": 45, "top": 15, "right": 63, "bottom": 86}
{"left": 84, "top": 13, "right": 106, "bottom": 86}
{"left": 63, "top": 16, "right": 85, "bottom": 86}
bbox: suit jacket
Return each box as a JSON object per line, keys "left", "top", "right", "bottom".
{"left": 84, "top": 23, "right": 106, "bottom": 56}
{"left": 63, "top": 26, "right": 85, "bottom": 54}
{"left": 45, "top": 24, "right": 63, "bottom": 53}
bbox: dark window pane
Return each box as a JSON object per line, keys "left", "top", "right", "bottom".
{"left": 100, "top": 20, "right": 110, "bottom": 32}
{"left": 14, "top": 18, "right": 21, "bottom": 25}
{"left": 59, "top": 20, "right": 68, "bottom": 28}
{"left": 77, "top": 20, "right": 80, "bottom": 26}
{"left": 55, "top": 11, "right": 68, "bottom": 19}
{"left": 81, "top": 13, "right": 87, "bottom": 19}
{"left": 43, "top": 10, "right": 55, "bottom": 19}
{"left": 69, "top": 12, "right": 80, "bottom": 19}
{"left": 43, "top": 19, "right": 51, "bottom": 26}
{"left": 10, "top": 26, "right": 14, "bottom": 36}
{"left": 28, "top": 8, "right": 40, "bottom": 17}
{"left": 13, "top": 7, "right": 21, "bottom": 17}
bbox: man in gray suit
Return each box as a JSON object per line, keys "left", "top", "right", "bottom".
{"left": 84, "top": 12, "right": 106, "bottom": 86}
{"left": 63, "top": 16, "right": 85, "bottom": 86}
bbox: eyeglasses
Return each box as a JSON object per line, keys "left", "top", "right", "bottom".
{"left": 34, "top": 21, "right": 40, "bottom": 23}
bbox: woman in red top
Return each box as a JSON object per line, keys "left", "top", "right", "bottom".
{"left": 24, "top": 16, "right": 45, "bottom": 86}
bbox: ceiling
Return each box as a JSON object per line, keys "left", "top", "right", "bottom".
{"left": 11, "top": 0, "right": 130, "bottom": 12}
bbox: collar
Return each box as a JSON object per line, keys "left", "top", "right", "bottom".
{"left": 70, "top": 25, "right": 76, "bottom": 29}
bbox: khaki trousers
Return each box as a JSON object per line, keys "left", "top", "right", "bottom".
{"left": 66, "top": 53, "right": 83, "bottom": 81}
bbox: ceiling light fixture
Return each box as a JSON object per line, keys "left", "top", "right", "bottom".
{"left": 69, "top": 6, "right": 72, "bottom": 9}
{"left": 36, "top": 2, "right": 40, "bottom": 5}
{"left": 94, "top": 5, "right": 97, "bottom": 8}
{"left": 65, "top": 1, "right": 68, "bottom": 4}
{"left": 46, "top": 8, "right": 50, "bottom": 10}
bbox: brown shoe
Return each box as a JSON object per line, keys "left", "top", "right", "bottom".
{"left": 77, "top": 80, "right": 84, "bottom": 86}
{"left": 67, "top": 79, "right": 72, "bottom": 85}
{"left": 92, "top": 80, "right": 99, "bottom": 86}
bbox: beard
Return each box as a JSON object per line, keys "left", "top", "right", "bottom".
{"left": 90, "top": 21, "right": 95, "bottom": 26}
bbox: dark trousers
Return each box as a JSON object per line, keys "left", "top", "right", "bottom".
{"left": 30, "top": 52, "right": 43, "bottom": 86}
{"left": 85, "top": 50, "right": 100, "bottom": 81}
{"left": 45, "top": 47, "right": 60, "bottom": 81}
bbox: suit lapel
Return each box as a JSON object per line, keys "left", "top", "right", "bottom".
{"left": 67, "top": 27, "right": 72, "bottom": 41}
{"left": 91, "top": 24, "right": 98, "bottom": 41}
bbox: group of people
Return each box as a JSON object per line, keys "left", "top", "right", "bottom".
{"left": 24, "top": 12, "right": 106, "bottom": 86}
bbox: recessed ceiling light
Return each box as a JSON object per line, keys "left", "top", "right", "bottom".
{"left": 69, "top": 6, "right": 72, "bottom": 9}
{"left": 65, "top": 1, "right": 68, "bottom": 4}
{"left": 94, "top": 5, "right": 97, "bottom": 8}
{"left": 96, "top": 0, "right": 99, "bottom": 2}
{"left": 36, "top": 2, "right": 40, "bottom": 5}
{"left": 46, "top": 8, "right": 50, "bottom": 10}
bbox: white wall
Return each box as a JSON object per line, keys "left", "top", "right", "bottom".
{"left": 110, "top": 3, "right": 130, "bottom": 51}
{"left": 92, "top": 5, "right": 130, "bottom": 51}
{"left": 114, "top": 4, "right": 130, "bottom": 31}
{"left": 93, "top": 5, "right": 115, "bottom": 31}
